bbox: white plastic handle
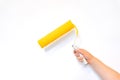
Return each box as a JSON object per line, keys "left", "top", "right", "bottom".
{"left": 72, "top": 45, "right": 88, "bottom": 64}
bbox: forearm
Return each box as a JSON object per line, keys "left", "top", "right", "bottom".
{"left": 74, "top": 49, "right": 120, "bottom": 80}
{"left": 89, "top": 57, "right": 120, "bottom": 80}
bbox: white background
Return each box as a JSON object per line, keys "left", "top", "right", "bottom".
{"left": 0, "top": 0, "right": 120, "bottom": 80}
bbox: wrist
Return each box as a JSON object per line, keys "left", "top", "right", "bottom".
{"left": 86, "top": 56, "right": 97, "bottom": 64}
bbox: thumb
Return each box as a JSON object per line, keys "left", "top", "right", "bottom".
{"left": 77, "top": 49, "right": 94, "bottom": 63}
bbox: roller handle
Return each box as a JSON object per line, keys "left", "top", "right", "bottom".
{"left": 72, "top": 45, "right": 88, "bottom": 64}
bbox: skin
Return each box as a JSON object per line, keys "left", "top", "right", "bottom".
{"left": 74, "top": 49, "right": 120, "bottom": 80}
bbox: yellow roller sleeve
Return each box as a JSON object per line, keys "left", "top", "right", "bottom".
{"left": 38, "top": 20, "right": 76, "bottom": 48}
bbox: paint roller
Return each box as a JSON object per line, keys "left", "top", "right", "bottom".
{"left": 38, "top": 20, "right": 76, "bottom": 48}
{"left": 38, "top": 20, "right": 88, "bottom": 64}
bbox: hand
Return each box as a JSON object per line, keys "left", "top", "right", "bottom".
{"left": 74, "top": 49, "right": 95, "bottom": 64}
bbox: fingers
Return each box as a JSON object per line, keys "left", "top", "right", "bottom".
{"left": 74, "top": 50, "right": 84, "bottom": 62}
{"left": 77, "top": 56, "right": 84, "bottom": 62}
